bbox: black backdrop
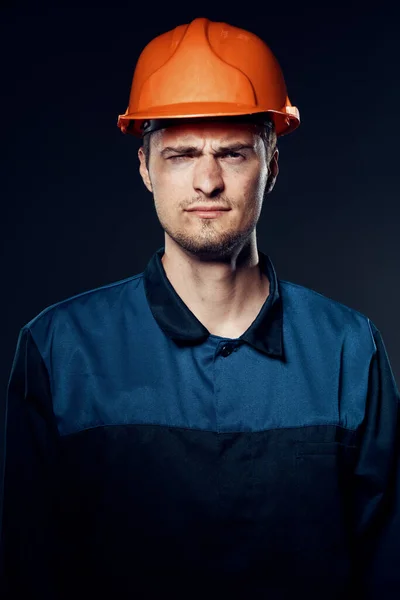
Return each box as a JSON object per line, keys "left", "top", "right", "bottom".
{"left": 2, "top": 3, "right": 399, "bottom": 449}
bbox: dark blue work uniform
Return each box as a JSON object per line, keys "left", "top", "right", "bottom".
{"left": 1, "top": 246, "right": 399, "bottom": 598}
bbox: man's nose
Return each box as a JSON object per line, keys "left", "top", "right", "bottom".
{"left": 192, "top": 155, "right": 225, "bottom": 197}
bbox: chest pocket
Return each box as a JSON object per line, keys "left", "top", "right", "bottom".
{"left": 293, "top": 440, "right": 359, "bottom": 546}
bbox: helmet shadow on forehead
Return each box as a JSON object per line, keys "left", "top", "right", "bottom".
{"left": 142, "top": 113, "right": 274, "bottom": 137}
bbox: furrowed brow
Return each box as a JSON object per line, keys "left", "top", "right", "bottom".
{"left": 160, "top": 142, "right": 255, "bottom": 157}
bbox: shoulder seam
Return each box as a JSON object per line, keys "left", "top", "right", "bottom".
{"left": 25, "top": 272, "right": 144, "bottom": 329}
{"left": 279, "top": 278, "right": 372, "bottom": 323}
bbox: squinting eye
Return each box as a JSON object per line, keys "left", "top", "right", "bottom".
{"left": 167, "top": 152, "right": 244, "bottom": 161}
{"left": 225, "top": 152, "right": 243, "bottom": 159}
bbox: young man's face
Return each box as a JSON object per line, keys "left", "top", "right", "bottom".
{"left": 138, "top": 121, "right": 279, "bottom": 261}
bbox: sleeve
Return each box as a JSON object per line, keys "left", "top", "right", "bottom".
{"left": 0, "top": 326, "right": 63, "bottom": 599}
{"left": 351, "top": 321, "right": 400, "bottom": 598}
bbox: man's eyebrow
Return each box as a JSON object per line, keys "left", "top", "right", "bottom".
{"left": 160, "top": 142, "right": 255, "bottom": 156}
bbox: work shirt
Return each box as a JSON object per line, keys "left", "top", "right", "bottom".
{"left": 1, "top": 245, "right": 399, "bottom": 599}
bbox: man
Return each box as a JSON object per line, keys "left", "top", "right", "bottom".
{"left": 1, "top": 16, "right": 399, "bottom": 599}
{"left": 138, "top": 117, "right": 277, "bottom": 340}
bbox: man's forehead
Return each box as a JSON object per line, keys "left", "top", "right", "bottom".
{"left": 154, "top": 121, "right": 258, "bottom": 145}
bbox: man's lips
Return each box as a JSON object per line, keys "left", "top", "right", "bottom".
{"left": 186, "top": 206, "right": 230, "bottom": 211}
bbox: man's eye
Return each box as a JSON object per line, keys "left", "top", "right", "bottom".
{"left": 225, "top": 152, "right": 243, "bottom": 159}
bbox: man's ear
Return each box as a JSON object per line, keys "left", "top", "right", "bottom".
{"left": 265, "top": 147, "right": 279, "bottom": 195}
{"left": 138, "top": 147, "right": 153, "bottom": 193}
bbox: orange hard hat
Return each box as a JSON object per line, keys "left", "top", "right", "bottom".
{"left": 117, "top": 17, "right": 300, "bottom": 138}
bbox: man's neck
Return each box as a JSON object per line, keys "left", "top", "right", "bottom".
{"left": 161, "top": 248, "right": 270, "bottom": 337}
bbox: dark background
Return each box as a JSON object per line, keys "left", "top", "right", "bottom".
{"left": 1, "top": 3, "right": 399, "bottom": 419}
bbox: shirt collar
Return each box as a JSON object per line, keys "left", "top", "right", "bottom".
{"left": 143, "top": 246, "right": 284, "bottom": 359}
